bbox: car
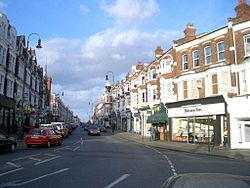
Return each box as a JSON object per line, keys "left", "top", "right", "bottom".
{"left": 98, "top": 125, "right": 106, "bottom": 132}
{"left": 25, "top": 128, "right": 62, "bottom": 148}
{"left": 0, "top": 130, "right": 17, "bottom": 152}
{"left": 83, "top": 124, "right": 90, "bottom": 131}
{"left": 51, "top": 122, "right": 68, "bottom": 138}
{"left": 88, "top": 126, "right": 101, "bottom": 136}
{"left": 40, "top": 124, "right": 64, "bottom": 141}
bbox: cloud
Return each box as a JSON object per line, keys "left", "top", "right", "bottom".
{"left": 101, "top": 0, "right": 160, "bottom": 27}
{"left": 0, "top": 1, "right": 7, "bottom": 9}
{"left": 80, "top": 4, "right": 90, "bottom": 15}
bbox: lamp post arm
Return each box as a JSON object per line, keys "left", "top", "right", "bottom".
{"left": 27, "top": 33, "right": 42, "bottom": 49}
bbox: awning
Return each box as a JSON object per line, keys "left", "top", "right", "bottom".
{"left": 147, "top": 112, "right": 168, "bottom": 124}
{"left": 147, "top": 103, "right": 168, "bottom": 124}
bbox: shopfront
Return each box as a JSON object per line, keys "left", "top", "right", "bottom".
{"left": 166, "top": 95, "right": 227, "bottom": 146}
{"left": 0, "top": 94, "right": 16, "bottom": 134}
{"left": 147, "top": 103, "right": 168, "bottom": 141}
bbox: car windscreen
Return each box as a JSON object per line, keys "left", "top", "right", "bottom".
{"left": 30, "top": 129, "right": 47, "bottom": 135}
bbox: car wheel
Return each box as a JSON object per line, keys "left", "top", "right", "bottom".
{"left": 58, "top": 140, "right": 62, "bottom": 146}
{"left": 26, "top": 144, "right": 31, "bottom": 148}
{"left": 9, "top": 143, "right": 16, "bottom": 152}
{"left": 47, "top": 141, "right": 51, "bottom": 148}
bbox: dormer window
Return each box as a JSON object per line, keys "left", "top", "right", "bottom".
{"left": 149, "top": 67, "right": 157, "bottom": 80}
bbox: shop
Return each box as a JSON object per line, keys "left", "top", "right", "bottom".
{"left": 147, "top": 103, "right": 168, "bottom": 141}
{"left": 0, "top": 94, "right": 16, "bottom": 134}
{"left": 227, "top": 95, "right": 250, "bottom": 149}
{"left": 166, "top": 95, "right": 227, "bottom": 146}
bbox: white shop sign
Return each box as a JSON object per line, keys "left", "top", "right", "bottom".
{"left": 168, "top": 103, "right": 225, "bottom": 117}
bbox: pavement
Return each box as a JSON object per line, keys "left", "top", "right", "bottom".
{"left": 112, "top": 131, "right": 250, "bottom": 162}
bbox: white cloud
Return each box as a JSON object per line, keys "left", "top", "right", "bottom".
{"left": 101, "top": 0, "right": 160, "bottom": 25}
{"left": 80, "top": 4, "right": 90, "bottom": 15}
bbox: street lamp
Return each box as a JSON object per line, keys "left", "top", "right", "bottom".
{"left": 27, "top": 33, "right": 42, "bottom": 49}
{"left": 105, "top": 71, "right": 115, "bottom": 85}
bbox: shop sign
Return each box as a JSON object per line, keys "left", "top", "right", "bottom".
{"left": 168, "top": 103, "right": 225, "bottom": 117}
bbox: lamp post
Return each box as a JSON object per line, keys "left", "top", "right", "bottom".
{"left": 105, "top": 71, "right": 115, "bottom": 85}
{"left": 27, "top": 33, "right": 42, "bottom": 49}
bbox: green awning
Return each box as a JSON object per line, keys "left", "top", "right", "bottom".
{"left": 147, "top": 112, "right": 168, "bottom": 124}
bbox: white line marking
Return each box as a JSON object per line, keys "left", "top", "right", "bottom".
{"left": 6, "top": 168, "right": 69, "bottom": 186}
{"left": 146, "top": 145, "right": 177, "bottom": 176}
{"left": 11, "top": 154, "right": 41, "bottom": 161}
{"left": 0, "top": 167, "right": 23, "bottom": 177}
{"left": 29, "top": 157, "right": 42, "bottom": 161}
{"left": 6, "top": 162, "right": 21, "bottom": 168}
{"left": 45, "top": 153, "right": 56, "bottom": 157}
{"left": 72, "top": 146, "right": 80, "bottom": 151}
{"left": 73, "top": 140, "right": 81, "bottom": 145}
{"left": 54, "top": 146, "right": 70, "bottom": 151}
{"left": 34, "top": 156, "right": 60, "bottom": 165}
{"left": 105, "top": 174, "right": 130, "bottom": 188}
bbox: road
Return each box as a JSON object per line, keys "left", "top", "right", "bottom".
{"left": 0, "top": 127, "right": 250, "bottom": 188}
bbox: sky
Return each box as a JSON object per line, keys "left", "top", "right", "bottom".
{"left": 0, "top": 0, "right": 244, "bottom": 121}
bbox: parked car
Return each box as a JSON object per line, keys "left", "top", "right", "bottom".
{"left": 83, "top": 124, "right": 90, "bottom": 131}
{"left": 40, "top": 124, "right": 63, "bottom": 141}
{"left": 51, "top": 122, "right": 68, "bottom": 138}
{"left": 25, "top": 128, "right": 62, "bottom": 148}
{"left": 98, "top": 125, "right": 106, "bottom": 132}
{"left": 0, "top": 130, "right": 17, "bottom": 152}
{"left": 88, "top": 126, "right": 101, "bottom": 136}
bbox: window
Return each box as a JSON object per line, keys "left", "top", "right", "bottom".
{"left": 221, "top": 72, "right": 229, "bottom": 90}
{"left": 191, "top": 79, "right": 198, "bottom": 99}
{"left": 212, "top": 74, "right": 218, "bottom": 94}
{"left": 26, "top": 71, "right": 31, "bottom": 85}
{"left": 142, "top": 92, "right": 145, "bottom": 102}
{"left": 244, "top": 35, "right": 250, "bottom": 57}
{"left": 0, "top": 74, "right": 4, "bottom": 94}
{"left": 151, "top": 68, "right": 156, "bottom": 79}
{"left": 0, "top": 45, "right": 6, "bottom": 65}
{"left": 242, "top": 70, "right": 247, "bottom": 93}
{"left": 204, "top": 46, "right": 212, "bottom": 64}
{"left": 217, "top": 41, "right": 225, "bottom": 61}
{"left": 142, "top": 76, "right": 145, "bottom": 84}
{"left": 193, "top": 50, "right": 200, "bottom": 67}
{"left": 182, "top": 54, "right": 188, "bottom": 70}
{"left": 183, "top": 81, "right": 188, "bottom": 99}
{"left": 8, "top": 54, "right": 15, "bottom": 72}
{"left": 153, "top": 89, "right": 157, "bottom": 100}
{"left": 6, "top": 79, "right": 14, "bottom": 97}
{"left": 18, "top": 63, "right": 24, "bottom": 79}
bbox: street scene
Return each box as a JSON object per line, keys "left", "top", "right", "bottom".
{"left": 1, "top": 0, "right": 250, "bottom": 187}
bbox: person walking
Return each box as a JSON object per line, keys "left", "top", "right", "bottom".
{"left": 149, "top": 126, "right": 155, "bottom": 141}
{"left": 223, "top": 129, "right": 228, "bottom": 147}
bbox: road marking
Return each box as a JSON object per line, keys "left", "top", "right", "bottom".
{"left": 73, "top": 140, "right": 81, "bottom": 145}
{"left": 105, "top": 174, "right": 130, "bottom": 188}
{"left": 11, "top": 154, "right": 41, "bottom": 162}
{"left": 29, "top": 157, "right": 42, "bottom": 162}
{"left": 5, "top": 168, "right": 69, "bottom": 186}
{"left": 0, "top": 167, "right": 23, "bottom": 177}
{"left": 34, "top": 156, "right": 60, "bottom": 165}
{"left": 54, "top": 146, "right": 70, "bottom": 151}
{"left": 72, "top": 146, "right": 80, "bottom": 151}
{"left": 6, "top": 162, "right": 21, "bottom": 168}
{"left": 146, "top": 145, "right": 177, "bottom": 176}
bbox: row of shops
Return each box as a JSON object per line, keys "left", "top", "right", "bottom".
{"left": 113, "top": 95, "right": 250, "bottom": 149}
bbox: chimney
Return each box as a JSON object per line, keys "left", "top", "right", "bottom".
{"left": 155, "top": 45, "right": 163, "bottom": 59}
{"left": 235, "top": 0, "right": 250, "bottom": 20}
{"left": 184, "top": 23, "right": 196, "bottom": 42}
{"left": 136, "top": 61, "right": 143, "bottom": 71}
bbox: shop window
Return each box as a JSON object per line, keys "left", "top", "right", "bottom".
{"left": 183, "top": 81, "right": 188, "bottom": 99}
{"left": 212, "top": 74, "right": 218, "bottom": 94}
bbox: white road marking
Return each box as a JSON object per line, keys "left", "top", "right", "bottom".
{"left": 0, "top": 167, "right": 24, "bottom": 177}
{"left": 29, "top": 157, "right": 42, "bottom": 162}
{"left": 11, "top": 154, "right": 41, "bottom": 162}
{"left": 72, "top": 146, "right": 80, "bottom": 151}
{"left": 45, "top": 153, "right": 56, "bottom": 157}
{"left": 6, "top": 168, "right": 69, "bottom": 186}
{"left": 34, "top": 156, "right": 60, "bottom": 165}
{"left": 6, "top": 162, "right": 21, "bottom": 168}
{"left": 146, "top": 145, "right": 178, "bottom": 176}
{"left": 73, "top": 140, "right": 81, "bottom": 145}
{"left": 54, "top": 146, "right": 70, "bottom": 151}
{"left": 105, "top": 174, "right": 130, "bottom": 188}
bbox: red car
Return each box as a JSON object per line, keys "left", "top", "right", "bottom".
{"left": 25, "top": 128, "right": 62, "bottom": 148}
{"left": 88, "top": 126, "right": 101, "bottom": 136}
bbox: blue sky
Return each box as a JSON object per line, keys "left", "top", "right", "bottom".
{"left": 0, "top": 0, "right": 244, "bottom": 121}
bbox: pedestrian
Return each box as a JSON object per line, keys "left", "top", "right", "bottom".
{"left": 223, "top": 129, "right": 228, "bottom": 147}
{"left": 111, "top": 122, "right": 115, "bottom": 134}
{"left": 149, "top": 126, "right": 155, "bottom": 141}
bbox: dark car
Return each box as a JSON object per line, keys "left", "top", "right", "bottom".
{"left": 88, "top": 126, "right": 101, "bottom": 136}
{"left": 0, "top": 130, "right": 17, "bottom": 152}
{"left": 83, "top": 124, "right": 90, "bottom": 131}
{"left": 98, "top": 125, "right": 106, "bottom": 132}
